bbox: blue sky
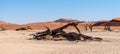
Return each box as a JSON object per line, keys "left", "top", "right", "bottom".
{"left": 0, "top": 0, "right": 120, "bottom": 24}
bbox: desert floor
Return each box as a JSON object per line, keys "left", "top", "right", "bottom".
{"left": 0, "top": 30, "right": 120, "bottom": 54}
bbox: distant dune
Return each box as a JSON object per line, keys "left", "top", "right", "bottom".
{"left": 93, "top": 17, "right": 120, "bottom": 26}
{"left": 110, "top": 17, "right": 120, "bottom": 22}
{"left": 26, "top": 22, "right": 65, "bottom": 30}
{"left": 25, "top": 18, "right": 82, "bottom": 30}
{"left": 0, "top": 20, "right": 21, "bottom": 30}
{"left": 0, "top": 18, "right": 120, "bottom": 30}
{"left": 54, "top": 18, "right": 81, "bottom": 23}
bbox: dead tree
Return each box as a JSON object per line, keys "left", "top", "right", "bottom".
{"left": 104, "top": 22, "right": 112, "bottom": 31}
{"left": 83, "top": 22, "right": 94, "bottom": 32}
{"left": 30, "top": 22, "right": 81, "bottom": 40}
{"left": 30, "top": 22, "right": 103, "bottom": 41}
{"left": 88, "top": 24, "right": 93, "bottom": 32}
{"left": 51, "top": 22, "right": 81, "bottom": 35}
{"left": 87, "top": 22, "right": 94, "bottom": 32}
{"left": 30, "top": 26, "right": 51, "bottom": 40}
{"left": 16, "top": 27, "right": 27, "bottom": 31}
{"left": 15, "top": 26, "right": 32, "bottom": 31}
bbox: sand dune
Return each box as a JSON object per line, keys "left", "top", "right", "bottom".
{"left": 0, "top": 30, "right": 120, "bottom": 54}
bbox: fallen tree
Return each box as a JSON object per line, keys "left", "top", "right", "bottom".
{"left": 29, "top": 22, "right": 103, "bottom": 41}
{"left": 16, "top": 26, "right": 32, "bottom": 31}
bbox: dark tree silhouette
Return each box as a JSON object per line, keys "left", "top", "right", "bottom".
{"left": 30, "top": 22, "right": 103, "bottom": 42}
{"left": 104, "top": 22, "right": 112, "bottom": 31}
{"left": 88, "top": 22, "right": 94, "bottom": 32}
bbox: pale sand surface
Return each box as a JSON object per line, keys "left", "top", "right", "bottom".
{"left": 0, "top": 30, "right": 120, "bottom": 54}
